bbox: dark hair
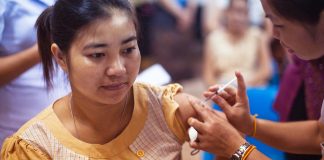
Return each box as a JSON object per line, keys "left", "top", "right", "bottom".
{"left": 36, "top": 0, "right": 138, "bottom": 88}
{"left": 268, "top": 0, "right": 324, "bottom": 25}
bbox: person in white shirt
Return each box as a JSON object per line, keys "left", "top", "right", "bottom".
{"left": 0, "top": 0, "right": 69, "bottom": 147}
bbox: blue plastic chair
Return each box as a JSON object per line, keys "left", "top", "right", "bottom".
{"left": 203, "top": 85, "right": 284, "bottom": 160}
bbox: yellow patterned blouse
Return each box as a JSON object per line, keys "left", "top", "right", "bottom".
{"left": 1, "top": 83, "right": 187, "bottom": 160}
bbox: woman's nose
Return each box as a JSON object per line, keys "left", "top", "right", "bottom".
{"left": 105, "top": 57, "right": 126, "bottom": 76}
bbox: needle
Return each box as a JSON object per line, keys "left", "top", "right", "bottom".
{"left": 202, "top": 77, "right": 237, "bottom": 105}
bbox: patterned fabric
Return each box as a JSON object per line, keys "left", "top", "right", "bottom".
{"left": 21, "top": 122, "right": 87, "bottom": 160}
{"left": 305, "top": 56, "right": 324, "bottom": 119}
{"left": 129, "top": 85, "right": 182, "bottom": 160}
{"left": 274, "top": 55, "right": 324, "bottom": 121}
{"left": 1, "top": 83, "right": 186, "bottom": 160}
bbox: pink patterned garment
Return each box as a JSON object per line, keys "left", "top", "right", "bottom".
{"left": 274, "top": 55, "right": 324, "bottom": 121}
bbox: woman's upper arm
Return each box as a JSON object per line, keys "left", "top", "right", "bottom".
{"left": 174, "top": 93, "right": 201, "bottom": 130}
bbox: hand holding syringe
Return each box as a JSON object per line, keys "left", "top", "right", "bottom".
{"left": 188, "top": 77, "right": 237, "bottom": 155}
{"left": 200, "top": 77, "right": 237, "bottom": 106}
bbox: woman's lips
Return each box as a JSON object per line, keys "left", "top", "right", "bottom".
{"left": 101, "top": 82, "right": 128, "bottom": 90}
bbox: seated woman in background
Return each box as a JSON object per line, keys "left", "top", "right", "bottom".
{"left": 203, "top": 0, "right": 272, "bottom": 87}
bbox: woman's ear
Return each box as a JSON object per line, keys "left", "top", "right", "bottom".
{"left": 51, "top": 43, "right": 68, "bottom": 72}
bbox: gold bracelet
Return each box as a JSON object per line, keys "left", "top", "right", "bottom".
{"left": 252, "top": 114, "right": 258, "bottom": 137}
{"left": 242, "top": 145, "right": 256, "bottom": 160}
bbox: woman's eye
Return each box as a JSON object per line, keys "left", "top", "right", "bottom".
{"left": 122, "top": 47, "right": 136, "bottom": 54}
{"left": 89, "top": 53, "right": 105, "bottom": 58}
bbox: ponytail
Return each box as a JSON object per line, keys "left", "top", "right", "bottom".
{"left": 35, "top": 7, "right": 55, "bottom": 89}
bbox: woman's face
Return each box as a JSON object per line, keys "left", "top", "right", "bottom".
{"left": 66, "top": 11, "right": 140, "bottom": 105}
{"left": 226, "top": 0, "right": 249, "bottom": 34}
{"left": 261, "top": 0, "right": 324, "bottom": 60}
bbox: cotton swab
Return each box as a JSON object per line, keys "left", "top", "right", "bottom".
{"left": 189, "top": 77, "right": 237, "bottom": 144}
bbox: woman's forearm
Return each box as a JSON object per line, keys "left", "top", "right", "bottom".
{"left": 0, "top": 44, "right": 39, "bottom": 87}
{"left": 255, "top": 119, "right": 321, "bottom": 154}
{"left": 246, "top": 149, "right": 271, "bottom": 160}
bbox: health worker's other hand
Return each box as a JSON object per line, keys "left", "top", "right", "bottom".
{"left": 187, "top": 99, "right": 246, "bottom": 158}
{"left": 204, "top": 71, "right": 254, "bottom": 136}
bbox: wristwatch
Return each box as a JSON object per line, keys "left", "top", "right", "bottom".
{"left": 230, "top": 142, "right": 251, "bottom": 160}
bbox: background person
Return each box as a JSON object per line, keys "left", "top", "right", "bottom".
{"left": 0, "top": 0, "right": 69, "bottom": 148}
